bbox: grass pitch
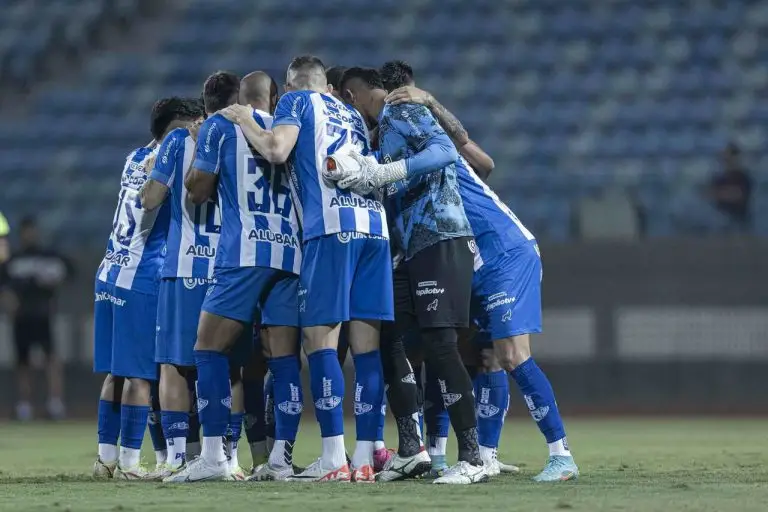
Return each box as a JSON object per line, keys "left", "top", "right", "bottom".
{"left": 0, "top": 418, "right": 767, "bottom": 511}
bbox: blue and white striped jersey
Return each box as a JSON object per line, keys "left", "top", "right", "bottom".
{"left": 194, "top": 110, "right": 300, "bottom": 274}
{"left": 273, "top": 91, "right": 388, "bottom": 242}
{"left": 97, "top": 145, "right": 170, "bottom": 294}
{"left": 455, "top": 157, "right": 536, "bottom": 270}
{"left": 149, "top": 127, "right": 220, "bottom": 279}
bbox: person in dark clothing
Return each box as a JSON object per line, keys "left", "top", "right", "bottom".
{"left": 2, "top": 216, "right": 72, "bottom": 420}
{"left": 708, "top": 143, "right": 752, "bottom": 227}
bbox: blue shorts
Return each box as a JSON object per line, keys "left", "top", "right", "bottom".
{"left": 93, "top": 280, "right": 158, "bottom": 380}
{"left": 202, "top": 266, "right": 298, "bottom": 326}
{"left": 471, "top": 241, "right": 543, "bottom": 341}
{"left": 299, "top": 233, "right": 394, "bottom": 327}
{"left": 155, "top": 278, "right": 211, "bottom": 367}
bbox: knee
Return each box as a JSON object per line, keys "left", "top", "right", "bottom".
{"left": 263, "top": 326, "right": 299, "bottom": 358}
{"left": 494, "top": 335, "right": 531, "bottom": 371}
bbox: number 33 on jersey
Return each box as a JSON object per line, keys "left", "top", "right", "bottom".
{"left": 193, "top": 109, "right": 301, "bottom": 274}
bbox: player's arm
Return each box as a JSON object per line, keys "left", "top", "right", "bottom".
{"left": 186, "top": 119, "right": 223, "bottom": 204}
{"left": 219, "top": 103, "right": 299, "bottom": 164}
{"left": 386, "top": 86, "right": 495, "bottom": 179}
{"left": 141, "top": 133, "right": 181, "bottom": 210}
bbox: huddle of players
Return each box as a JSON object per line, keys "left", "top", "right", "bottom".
{"left": 91, "top": 55, "right": 579, "bottom": 485}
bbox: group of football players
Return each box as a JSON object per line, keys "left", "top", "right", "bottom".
{"left": 91, "top": 55, "right": 579, "bottom": 485}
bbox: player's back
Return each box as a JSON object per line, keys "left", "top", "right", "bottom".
{"left": 378, "top": 102, "right": 472, "bottom": 260}
{"left": 157, "top": 127, "right": 220, "bottom": 279}
{"left": 197, "top": 111, "right": 300, "bottom": 274}
{"left": 97, "top": 145, "right": 170, "bottom": 294}
{"left": 273, "top": 90, "right": 387, "bottom": 242}
{"left": 455, "top": 157, "right": 535, "bottom": 267}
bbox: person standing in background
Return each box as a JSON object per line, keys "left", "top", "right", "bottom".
{"left": 2, "top": 216, "right": 72, "bottom": 421}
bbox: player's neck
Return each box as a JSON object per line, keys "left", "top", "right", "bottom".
{"left": 371, "top": 90, "right": 387, "bottom": 119}
{"left": 248, "top": 101, "right": 270, "bottom": 115}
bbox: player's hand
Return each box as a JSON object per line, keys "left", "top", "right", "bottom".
{"left": 336, "top": 152, "right": 381, "bottom": 195}
{"left": 219, "top": 104, "right": 252, "bottom": 125}
{"left": 385, "top": 86, "right": 433, "bottom": 107}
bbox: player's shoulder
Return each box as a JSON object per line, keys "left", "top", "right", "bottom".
{"left": 166, "top": 126, "right": 191, "bottom": 142}
{"left": 384, "top": 102, "right": 435, "bottom": 124}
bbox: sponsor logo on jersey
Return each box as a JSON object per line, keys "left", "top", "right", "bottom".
{"left": 94, "top": 291, "right": 126, "bottom": 307}
{"left": 104, "top": 249, "right": 131, "bottom": 267}
{"left": 501, "top": 309, "right": 512, "bottom": 322}
{"left": 329, "top": 196, "right": 383, "bottom": 211}
{"left": 416, "top": 280, "right": 445, "bottom": 297}
{"left": 185, "top": 244, "right": 216, "bottom": 258}
{"left": 426, "top": 299, "right": 439, "bottom": 311}
{"left": 247, "top": 229, "right": 299, "bottom": 247}
{"left": 183, "top": 278, "right": 211, "bottom": 290}
{"left": 485, "top": 292, "right": 516, "bottom": 312}
{"left": 468, "top": 239, "right": 477, "bottom": 254}
{"left": 122, "top": 172, "right": 147, "bottom": 188}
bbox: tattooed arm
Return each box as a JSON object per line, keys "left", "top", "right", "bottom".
{"left": 385, "top": 86, "right": 495, "bottom": 179}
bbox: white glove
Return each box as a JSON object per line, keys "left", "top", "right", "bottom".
{"left": 324, "top": 147, "right": 362, "bottom": 182}
{"left": 337, "top": 152, "right": 408, "bottom": 196}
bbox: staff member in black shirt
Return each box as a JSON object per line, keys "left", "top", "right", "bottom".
{"left": 2, "top": 216, "right": 72, "bottom": 421}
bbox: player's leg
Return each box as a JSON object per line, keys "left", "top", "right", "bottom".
{"left": 186, "top": 375, "right": 201, "bottom": 459}
{"left": 424, "top": 362, "right": 450, "bottom": 476}
{"left": 484, "top": 242, "right": 577, "bottom": 482}
{"left": 377, "top": 265, "right": 431, "bottom": 482}
{"left": 148, "top": 383, "right": 167, "bottom": 470}
{"left": 242, "top": 332, "right": 268, "bottom": 472}
{"left": 12, "top": 317, "right": 33, "bottom": 421}
{"left": 226, "top": 363, "right": 245, "bottom": 479}
{"left": 473, "top": 342, "right": 510, "bottom": 476}
{"left": 411, "top": 237, "right": 487, "bottom": 485}
{"left": 165, "top": 267, "right": 276, "bottom": 482}
{"left": 39, "top": 320, "right": 66, "bottom": 420}
{"left": 290, "top": 235, "right": 351, "bottom": 482}
{"left": 111, "top": 286, "right": 159, "bottom": 480}
{"left": 92, "top": 281, "right": 120, "bottom": 478}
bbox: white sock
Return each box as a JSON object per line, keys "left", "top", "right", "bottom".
{"left": 98, "top": 443, "right": 118, "bottom": 463}
{"left": 187, "top": 441, "right": 201, "bottom": 459}
{"left": 201, "top": 436, "right": 226, "bottom": 465}
{"left": 479, "top": 445, "right": 497, "bottom": 461}
{"left": 321, "top": 435, "right": 347, "bottom": 469}
{"left": 374, "top": 440, "right": 386, "bottom": 451}
{"left": 227, "top": 440, "right": 240, "bottom": 470}
{"left": 119, "top": 446, "right": 141, "bottom": 469}
{"left": 428, "top": 436, "right": 448, "bottom": 457}
{"left": 351, "top": 440, "right": 374, "bottom": 469}
{"left": 548, "top": 438, "right": 572, "bottom": 457}
{"left": 168, "top": 437, "right": 187, "bottom": 468}
{"left": 250, "top": 440, "right": 267, "bottom": 465}
{"left": 155, "top": 450, "right": 167, "bottom": 466}
{"left": 268, "top": 440, "right": 293, "bottom": 468}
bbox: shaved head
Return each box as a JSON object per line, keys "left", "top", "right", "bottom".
{"left": 286, "top": 55, "right": 329, "bottom": 94}
{"left": 239, "top": 71, "right": 278, "bottom": 113}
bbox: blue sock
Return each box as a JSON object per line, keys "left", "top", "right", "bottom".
{"left": 227, "top": 411, "right": 244, "bottom": 457}
{"left": 97, "top": 399, "right": 121, "bottom": 446}
{"left": 120, "top": 404, "right": 149, "bottom": 450}
{"left": 194, "top": 350, "right": 231, "bottom": 437}
{"left": 162, "top": 410, "right": 189, "bottom": 465}
{"left": 243, "top": 375, "right": 266, "bottom": 443}
{"left": 352, "top": 350, "right": 384, "bottom": 442}
{"left": 510, "top": 357, "right": 566, "bottom": 443}
{"left": 307, "top": 349, "right": 344, "bottom": 437}
{"left": 376, "top": 402, "right": 386, "bottom": 443}
{"left": 475, "top": 370, "right": 509, "bottom": 449}
{"left": 425, "top": 367, "right": 450, "bottom": 439}
{"left": 268, "top": 355, "right": 303, "bottom": 442}
{"left": 264, "top": 371, "right": 276, "bottom": 440}
{"left": 148, "top": 388, "right": 166, "bottom": 454}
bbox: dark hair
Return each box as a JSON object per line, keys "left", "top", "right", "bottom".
{"left": 289, "top": 55, "right": 326, "bottom": 74}
{"left": 150, "top": 96, "right": 204, "bottom": 141}
{"left": 202, "top": 71, "right": 240, "bottom": 113}
{"left": 19, "top": 215, "right": 37, "bottom": 230}
{"left": 325, "top": 66, "right": 347, "bottom": 90}
{"left": 380, "top": 60, "right": 414, "bottom": 92}
{"left": 339, "top": 67, "right": 385, "bottom": 93}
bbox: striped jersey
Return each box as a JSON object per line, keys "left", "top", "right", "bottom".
{"left": 272, "top": 90, "right": 388, "bottom": 242}
{"left": 455, "top": 157, "right": 536, "bottom": 269}
{"left": 149, "top": 127, "right": 220, "bottom": 279}
{"left": 193, "top": 110, "right": 300, "bottom": 274}
{"left": 97, "top": 145, "right": 170, "bottom": 294}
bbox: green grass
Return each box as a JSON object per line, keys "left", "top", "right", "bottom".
{"left": 1, "top": 419, "right": 767, "bottom": 511}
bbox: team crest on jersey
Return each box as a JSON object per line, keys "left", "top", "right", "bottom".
{"left": 468, "top": 239, "right": 477, "bottom": 254}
